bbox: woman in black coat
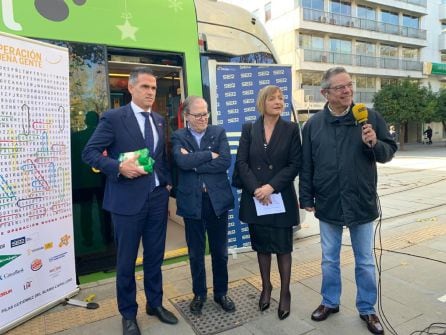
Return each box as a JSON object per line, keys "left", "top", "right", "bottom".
{"left": 234, "top": 85, "right": 301, "bottom": 320}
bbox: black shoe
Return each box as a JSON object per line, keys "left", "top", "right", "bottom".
{"left": 278, "top": 309, "right": 290, "bottom": 320}
{"left": 259, "top": 300, "right": 270, "bottom": 312}
{"left": 259, "top": 285, "right": 272, "bottom": 312}
{"left": 190, "top": 295, "right": 206, "bottom": 315}
{"left": 214, "top": 295, "right": 236, "bottom": 312}
{"left": 311, "top": 304, "right": 339, "bottom": 321}
{"left": 146, "top": 305, "right": 178, "bottom": 324}
{"left": 278, "top": 291, "right": 290, "bottom": 320}
{"left": 122, "top": 318, "right": 141, "bottom": 335}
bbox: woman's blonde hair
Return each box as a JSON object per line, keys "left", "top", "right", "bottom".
{"left": 256, "top": 85, "right": 283, "bottom": 115}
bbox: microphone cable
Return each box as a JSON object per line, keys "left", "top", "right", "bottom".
{"left": 350, "top": 111, "right": 445, "bottom": 334}
{"left": 374, "top": 185, "right": 399, "bottom": 335}
{"left": 409, "top": 323, "right": 446, "bottom": 335}
{"left": 370, "top": 147, "right": 446, "bottom": 335}
{"left": 370, "top": 146, "right": 399, "bottom": 335}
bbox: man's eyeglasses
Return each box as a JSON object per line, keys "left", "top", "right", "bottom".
{"left": 187, "top": 112, "right": 210, "bottom": 120}
{"left": 327, "top": 82, "right": 354, "bottom": 92}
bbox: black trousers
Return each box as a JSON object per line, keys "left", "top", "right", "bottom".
{"left": 184, "top": 193, "right": 229, "bottom": 298}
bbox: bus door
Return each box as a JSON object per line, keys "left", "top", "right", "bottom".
{"left": 106, "top": 59, "right": 188, "bottom": 260}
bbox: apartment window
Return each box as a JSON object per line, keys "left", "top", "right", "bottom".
{"left": 330, "top": 38, "right": 352, "bottom": 65}
{"left": 357, "top": 5, "right": 375, "bottom": 20}
{"left": 330, "top": 38, "right": 352, "bottom": 53}
{"left": 301, "top": 71, "right": 324, "bottom": 102}
{"left": 356, "top": 76, "right": 376, "bottom": 89}
{"left": 403, "top": 14, "right": 419, "bottom": 28}
{"left": 442, "top": 23, "right": 446, "bottom": 31}
{"left": 302, "top": 72, "right": 322, "bottom": 86}
{"left": 357, "top": 5, "right": 376, "bottom": 30}
{"left": 402, "top": 48, "right": 420, "bottom": 70}
{"left": 441, "top": 53, "right": 446, "bottom": 63}
{"left": 356, "top": 41, "right": 376, "bottom": 67}
{"left": 381, "top": 10, "right": 398, "bottom": 25}
{"left": 380, "top": 44, "right": 398, "bottom": 58}
{"left": 355, "top": 76, "right": 376, "bottom": 103}
{"left": 402, "top": 47, "right": 418, "bottom": 60}
{"left": 380, "top": 45, "right": 398, "bottom": 69}
{"left": 302, "top": 0, "right": 324, "bottom": 10}
{"left": 381, "top": 78, "right": 399, "bottom": 86}
{"left": 329, "top": 0, "right": 351, "bottom": 25}
{"left": 265, "top": 2, "right": 271, "bottom": 22}
{"left": 299, "top": 34, "right": 324, "bottom": 50}
{"left": 356, "top": 41, "right": 375, "bottom": 56}
{"left": 300, "top": 34, "right": 325, "bottom": 62}
{"left": 330, "top": 0, "right": 351, "bottom": 16}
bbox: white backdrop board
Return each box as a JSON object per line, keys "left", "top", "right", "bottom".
{"left": 0, "top": 32, "right": 78, "bottom": 333}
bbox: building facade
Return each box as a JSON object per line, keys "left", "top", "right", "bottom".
{"left": 221, "top": 0, "right": 446, "bottom": 143}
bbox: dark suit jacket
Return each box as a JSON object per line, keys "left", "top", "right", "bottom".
{"left": 82, "top": 104, "right": 171, "bottom": 215}
{"left": 235, "top": 117, "right": 301, "bottom": 227}
{"left": 171, "top": 125, "right": 234, "bottom": 219}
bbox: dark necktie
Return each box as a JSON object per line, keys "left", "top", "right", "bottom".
{"left": 142, "top": 112, "right": 154, "bottom": 154}
{"left": 141, "top": 112, "right": 156, "bottom": 192}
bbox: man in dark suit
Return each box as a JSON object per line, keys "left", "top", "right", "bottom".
{"left": 171, "top": 96, "right": 235, "bottom": 315}
{"left": 82, "top": 67, "right": 177, "bottom": 335}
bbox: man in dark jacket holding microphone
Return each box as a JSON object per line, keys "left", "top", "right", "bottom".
{"left": 171, "top": 96, "right": 235, "bottom": 316}
{"left": 299, "top": 67, "right": 397, "bottom": 334}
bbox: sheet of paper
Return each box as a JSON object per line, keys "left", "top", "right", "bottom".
{"left": 254, "top": 193, "right": 286, "bottom": 216}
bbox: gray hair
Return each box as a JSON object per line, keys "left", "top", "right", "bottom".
{"left": 128, "top": 67, "right": 156, "bottom": 85}
{"left": 183, "top": 96, "right": 207, "bottom": 115}
{"left": 321, "top": 67, "right": 348, "bottom": 89}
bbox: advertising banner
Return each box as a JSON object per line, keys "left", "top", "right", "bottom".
{"left": 0, "top": 32, "right": 78, "bottom": 333}
{"left": 209, "top": 62, "right": 293, "bottom": 252}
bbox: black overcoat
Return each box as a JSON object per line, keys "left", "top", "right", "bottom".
{"left": 235, "top": 117, "right": 301, "bottom": 227}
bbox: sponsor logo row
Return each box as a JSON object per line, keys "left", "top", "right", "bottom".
{"left": 2, "top": 234, "right": 71, "bottom": 252}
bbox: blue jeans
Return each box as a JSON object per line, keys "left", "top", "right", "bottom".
{"left": 319, "top": 220, "right": 377, "bottom": 315}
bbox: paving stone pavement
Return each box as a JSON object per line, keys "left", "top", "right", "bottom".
{"left": 5, "top": 143, "right": 446, "bottom": 335}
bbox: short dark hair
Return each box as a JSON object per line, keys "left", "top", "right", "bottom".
{"left": 321, "top": 67, "right": 348, "bottom": 89}
{"left": 128, "top": 67, "right": 156, "bottom": 85}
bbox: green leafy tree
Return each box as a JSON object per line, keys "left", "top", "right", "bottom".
{"left": 434, "top": 89, "right": 446, "bottom": 134}
{"left": 373, "top": 78, "right": 436, "bottom": 150}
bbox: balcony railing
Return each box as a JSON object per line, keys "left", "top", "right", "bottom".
{"left": 393, "top": 0, "right": 426, "bottom": 7}
{"left": 302, "top": 86, "right": 325, "bottom": 103}
{"left": 302, "top": 8, "right": 426, "bottom": 40}
{"left": 355, "top": 91, "right": 376, "bottom": 103}
{"left": 303, "top": 49, "right": 423, "bottom": 71}
{"left": 301, "top": 86, "right": 376, "bottom": 103}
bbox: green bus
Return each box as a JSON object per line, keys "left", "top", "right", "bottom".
{"left": 0, "top": 0, "right": 277, "bottom": 274}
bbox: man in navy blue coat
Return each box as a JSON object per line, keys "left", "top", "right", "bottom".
{"left": 82, "top": 67, "right": 177, "bottom": 335}
{"left": 171, "top": 96, "right": 235, "bottom": 315}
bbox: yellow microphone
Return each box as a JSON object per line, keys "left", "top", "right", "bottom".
{"left": 352, "top": 103, "right": 368, "bottom": 124}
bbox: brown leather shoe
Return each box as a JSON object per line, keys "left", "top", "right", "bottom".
{"left": 360, "top": 314, "right": 384, "bottom": 334}
{"left": 311, "top": 304, "right": 339, "bottom": 321}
